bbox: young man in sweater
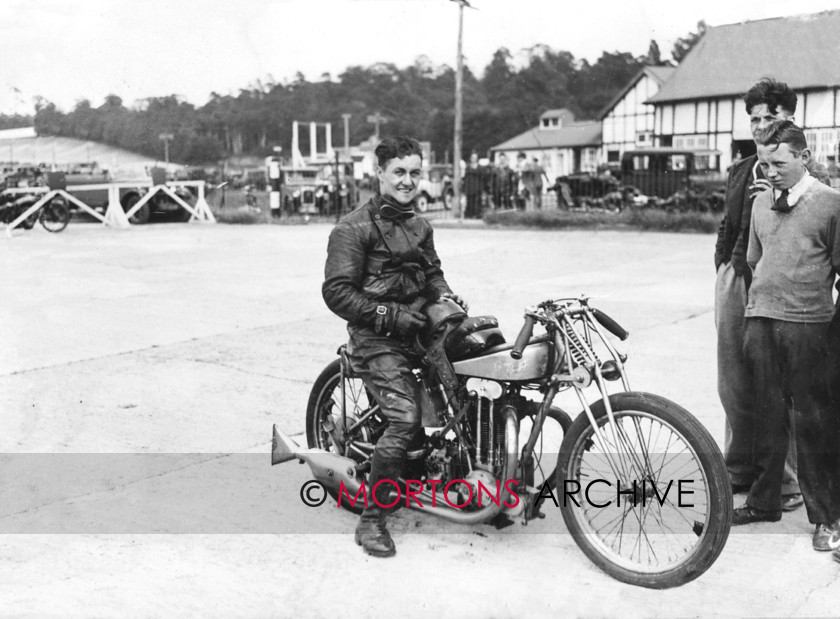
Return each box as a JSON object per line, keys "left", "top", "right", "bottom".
{"left": 733, "top": 120, "right": 840, "bottom": 552}
{"left": 714, "top": 79, "right": 803, "bottom": 511}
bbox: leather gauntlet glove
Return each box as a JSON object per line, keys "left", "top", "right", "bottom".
{"left": 374, "top": 303, "right": 426, "bottom": 337}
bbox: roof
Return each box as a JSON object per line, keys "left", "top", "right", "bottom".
{"left": 540, "top": 108, "right": 575, "bottom": 120}
{"left": 650, "top": 10, "right": 840, "bottom": 104}
{"left": 491, "top": 121, "right": 602, "bottom": 151}
{"left": 598, "top": 65, "right": 676, "bottom": 119}
{"left": 0, "top": 135, "right": 185, "bottom": 179}
{"left": 0, "top": 127, "right": 36, "bottom": 140}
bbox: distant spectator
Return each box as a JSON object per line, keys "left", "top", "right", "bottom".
{"left": 492, "top": 153, "right": 516, "bottom": 209}
{"left": 530, "top": 157, "right": 548, "bottom": 209}
{"left": 463, "top": 152, "right": 483, "bottom": 218}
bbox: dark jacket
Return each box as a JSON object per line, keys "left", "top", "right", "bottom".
{"left": 322, "top": 195, "right": 452, "bottom": 330}
{"left": 715, "top": 155, "right": 832, "bottom": 278}
{"left": 714, "top": 155, "right": 757, "bottom": 277}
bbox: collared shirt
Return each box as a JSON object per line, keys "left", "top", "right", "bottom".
{"left": 772, "top": 170, "right": 817, "bottom": 207}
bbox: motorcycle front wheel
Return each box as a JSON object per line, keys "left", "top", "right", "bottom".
{"left": 556, "top": 391, "right": 732, "bottom": 589}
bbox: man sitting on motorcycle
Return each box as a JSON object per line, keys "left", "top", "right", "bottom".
{"left": 322, "top": 136, "right": 468, "bottom": 557}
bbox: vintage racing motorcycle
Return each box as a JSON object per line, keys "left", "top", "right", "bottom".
{"left": 272, "top": 295, "right": 732, "bottom": 589}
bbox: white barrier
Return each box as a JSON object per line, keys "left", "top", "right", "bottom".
{"left": 1, "top": 180, "right": 214, "bottom": 238}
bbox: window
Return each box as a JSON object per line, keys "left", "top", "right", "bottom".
{"left": 636, "top": 131, "right": 653, "bottom": 146}
{"left": 607, "top": 150, "right": 620, "bottom": 163}
{"left": 669, "top": 155, "right": 687, "bottom": 171}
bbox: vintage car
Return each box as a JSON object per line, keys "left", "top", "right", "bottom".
{"left": 416, "top": 163, "right": 455, "bottom": 211}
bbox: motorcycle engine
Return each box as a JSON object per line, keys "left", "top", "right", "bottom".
{"left": 464, "top": 377, "right": 507, "bottom": 471}
{"left": 423, "top": 439, "right": 464, "bottom": 483}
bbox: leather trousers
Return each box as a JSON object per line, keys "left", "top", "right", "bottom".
{"left": 347, "top": 326, "right": 422, "bottom": 519}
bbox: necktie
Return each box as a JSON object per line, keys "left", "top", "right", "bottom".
{"left": 772, "top": 189, "right": 792, "bottom": 213}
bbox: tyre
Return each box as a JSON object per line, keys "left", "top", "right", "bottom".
{"left": 39, "top": 200, "right": 70, "bottom": 233}
{"left": 177, "top": 206, "right": 194, "bottom": 222}
{"left": 305, "top": 358, "right": 386, "bottom": 514}
{"left": 122, "top": 194, "right": 150, "bottom": 224}
{"left": 443, "top": 189, "right": 454, "bottom": 210}
{"left": 19, "top": 212, "right": 37, "bottom": 230}
{"left": 556, "top": 392, "right": 732, "bottom": 589}
{"left": 416, "top": 192, "right": 430, "bottom": 213}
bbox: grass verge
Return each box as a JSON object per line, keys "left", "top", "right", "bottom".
{"left": 483, "top": 208, "right": 720, "bottom": 233}
{"left": 212, "top": 208, "right": 267, "bottom": 225}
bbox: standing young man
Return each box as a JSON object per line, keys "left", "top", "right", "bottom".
{"left": 322, "top": 136, "right": 467, "bottom": 557}
{"left": 734, "top": 120, "right": 840, "bottom": 552}
{"left": 714, "top": 79, "right": 803, "bottom": 510}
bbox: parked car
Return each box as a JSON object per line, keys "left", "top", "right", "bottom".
{"left": 620, "top": 148, "right": 726, "bottom": 211}
{"left": 416, "top": 164, "right": 454, "bottom": 211}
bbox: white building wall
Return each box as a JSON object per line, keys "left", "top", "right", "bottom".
{"left": 495, "top": 144, "right": 600, "bottom": 184}
{"left": 601, "top": 73, "right": 660, "bottom": 162}
{"left": 805, "top": 91, "right": 834, "bottom": 127}
{"left": 652, "top": 89, "right": 840, "bottom": 171}
{"left": 673, "top": 103, "right": 695, "bottom": 134}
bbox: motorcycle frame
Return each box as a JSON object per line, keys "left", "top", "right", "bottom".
{"left": 517, "top": 299, "right": 635, "bottom": 484}
{"left": 331, "top": 297, "right": 633, "bottom": 499}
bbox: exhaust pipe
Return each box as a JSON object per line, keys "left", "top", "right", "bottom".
{"left": 271, "top": 425, "right": 364, "bottom": 497}
{"left": 271, "top": 424, "right": 300, "bottom": 465}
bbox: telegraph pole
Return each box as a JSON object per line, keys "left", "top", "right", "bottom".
{"left": 452, "top": 0, "right": 468, "bottom": 222}
{"left": 342, "top": 113, "right": 351, "bottom": 153}
{"left": 366, "top": 112, "right": 388, "bottom": 140}
{"left": 159, "top": 132, "right": 174, "bottom": 165}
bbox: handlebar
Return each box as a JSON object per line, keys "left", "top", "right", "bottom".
{"left": 592, "top": 308, "right": 629, "bottom": 341}
{"left": 510, "top": 315, "right": 536, "bottom": 359}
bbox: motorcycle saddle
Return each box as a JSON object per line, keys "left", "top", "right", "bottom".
{"left": 446, "top": 316, "right": 506, "bottom": 361}
{"left": 419, "top": 297, "right": 506, "bottom": 361}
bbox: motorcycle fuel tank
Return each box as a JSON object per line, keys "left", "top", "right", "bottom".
{"left": 451, "top": 341, "right": 550, "bottom": 381}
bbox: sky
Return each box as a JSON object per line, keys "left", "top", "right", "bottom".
{"left": 2, "top": 0, "right": 840, "bottom": 115}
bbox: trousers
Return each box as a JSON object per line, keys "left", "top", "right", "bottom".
{"left": 743, "top": 318, "right": 840, "bottom": 523}
{"left": 715, "top": 262, "right": 799, "bottom": 495}
{"left": 347, "top": 326, "right": 422, "bottom": 517}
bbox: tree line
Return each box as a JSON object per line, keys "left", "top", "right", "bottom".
{"left": 2, "top": 24, "right": 706, "bottom": 166}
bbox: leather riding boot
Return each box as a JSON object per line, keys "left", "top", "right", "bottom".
{"left": 354, "top": 451, "right": 403, "bottom": 557}
{"left": 355, "top": 505, "right": 395, "bottom": 558}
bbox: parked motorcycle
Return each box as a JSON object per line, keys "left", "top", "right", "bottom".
{"left": 272, "top": 295, "right": 732, "bottom": 589}
{"left": 0, "top": 192, "right": 71, "bottom": 233}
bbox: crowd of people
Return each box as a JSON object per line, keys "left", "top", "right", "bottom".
{"left": 461, "top": 151, "right": 549, "bottom": 217}
{"left": 713, "top": 78, "right": 840, "bottom": 558}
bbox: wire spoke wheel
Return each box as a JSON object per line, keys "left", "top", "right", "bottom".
{"left": 305, "top": 358, "right": 384, "bottom": 513}
{"left": 40, "top": 201, "right": 70, "bottom": 233}
{"left": 557, "top": 392, "right": 731, "bottom": 589}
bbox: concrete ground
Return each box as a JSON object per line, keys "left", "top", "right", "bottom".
{"left": 1, "top": 220, "right": 838, "bottom": 617}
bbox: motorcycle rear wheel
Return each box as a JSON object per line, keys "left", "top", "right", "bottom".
{"left": 557, "top": 391, "right": 732, "bottom": 589}
{"left": 305, "top": 358, "right": 383, "bottom": 514}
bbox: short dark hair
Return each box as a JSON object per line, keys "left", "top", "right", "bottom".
{"left": 754, "top": 119, "right": 808, "bottom": 154}
{"left": 374, "top": 136, "right": 423, "bottom": 168}
{"left": 743, "top": 78, "right": 797, "bottom": 115}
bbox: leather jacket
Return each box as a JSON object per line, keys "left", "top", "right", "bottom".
{"left": 322, "top": 195, "right": 453, "bottom": 331}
